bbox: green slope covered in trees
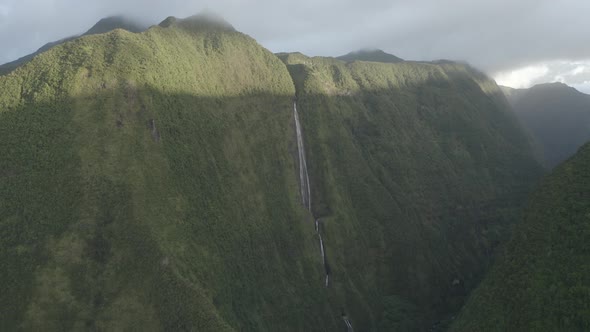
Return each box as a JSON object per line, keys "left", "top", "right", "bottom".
{"left": 279, "top": 53, "right": 543, "bottom": 329}
{"left": 0, "top": 14, "right": 543, "bottom": 331}
{"left": 452, "top": 143, "right": 590, "bottom": 331}
{"left": 0, "top": 14, "right": 339, "bottom": 331}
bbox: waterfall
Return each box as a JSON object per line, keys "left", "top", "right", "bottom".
{"left": 319, "top": 232, "right": 325, "bottom": 265}
{"left": 316, "top": 219, "right": 330, "bottom": 287}
{"left": 294, "top": 103, "right": 330, "bottom": 287}
{"left": 293, "top": 101, "right": 349, "bottom": 326}
{"left": 293, "top": 102, "right": 311, "bottom": 211}
{"left": 343, "top": 317, "right": 354, "bottom": 332}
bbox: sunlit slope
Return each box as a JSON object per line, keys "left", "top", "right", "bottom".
{"left": 0, "top": 15, "right": 340, "bottom": 331}
{"left": 0, "top": 16, "right": 148, "bottom": 76}
{"left": 280, "top": 53, "right": 543, "bottom": 330}
{"left": 451, "top": 143, "right": 590, "bottom": 331}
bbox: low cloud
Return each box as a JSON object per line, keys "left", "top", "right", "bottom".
{"left": 495, "top": 65, "right": 550, "bottom": 89}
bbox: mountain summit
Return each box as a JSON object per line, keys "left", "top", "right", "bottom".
{"left": 159, "top": 12, "right": 235, "bottom": 31}
{"left": 84, "top": 15, "right": 147, "bottom": 35}
{"left": 336, "top": 49, "right": 403, "bottom": 63}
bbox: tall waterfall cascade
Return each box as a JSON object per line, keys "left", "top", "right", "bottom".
{"left": 293, "top": 101, "right": 351, "bottom": 330}
{"left": 293, "top": 102, "right": 311, "bottom": 211}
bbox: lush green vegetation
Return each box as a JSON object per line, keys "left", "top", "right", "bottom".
{"left": 452, "top": 143, "right": 590, "bottom": 331}
{"left": 279, "top": 53, "right": 543, "bottom": 330}
{"left": 502, "top": 83, "right": 590, "bottom": 168}
{"left": 0, "top": 15, "right": 544, "bottom": 331}
{"left": 0, "top": 15, "right": 339, "bottom": 331}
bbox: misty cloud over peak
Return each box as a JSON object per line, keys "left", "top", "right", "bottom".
{"left": 172, "top": 11, "right": 235, "bottom": 31}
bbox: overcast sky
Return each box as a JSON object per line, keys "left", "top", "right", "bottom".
{"left": 1, "top": 0, "right": 590, "bottom": 92}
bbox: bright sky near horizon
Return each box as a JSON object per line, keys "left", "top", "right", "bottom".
{"left": 1, "top": 0, "right": 589, "bottom": 93}
{"left": 495, "top": 61, "right": 590, "bottom": 93}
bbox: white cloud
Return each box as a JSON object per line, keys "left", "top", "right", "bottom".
{"left": 494, "top": 65, "right": 550, "bottom": 89}
{"left": 493, "top": 60, "right": 590, "bottom": 94}
{"left": 569, "top": 65, "right": 587, "bottom": 76}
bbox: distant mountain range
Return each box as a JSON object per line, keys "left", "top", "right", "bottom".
{"left": 502, "top": 82, "right": 590, "bottom": 168}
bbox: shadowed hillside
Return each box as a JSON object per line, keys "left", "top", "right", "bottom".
{"left": 452, "top": 143, "right": 590, "bottom": 331}
{"left": 502, "top": 83, "right": 590, "bottom": 168}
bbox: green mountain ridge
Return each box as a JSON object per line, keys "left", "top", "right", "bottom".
{"left": 1, "top": 13, "right": 543, "bottom": 331}
{"left": 501, "top": 82, "right": 590, "bottom": 168}
{"left": 451, "top": 142, "right": 590, "bottom": 331}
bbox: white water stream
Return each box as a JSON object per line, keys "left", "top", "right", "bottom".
{"left": 294, "top": 102, "right": 329, "bottom": 287}
{"left": 316, "top": 218, "right": 329, "bottom": 287}
{"left": 293, "top": 102, "right": 351, "bottom": 329}
{"left": 343, "top": 317, "right": 354, "bottom": 332}
{"left": 293, "top": 102, "right": 311, "bottom": 211}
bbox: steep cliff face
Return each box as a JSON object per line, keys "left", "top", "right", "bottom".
{"left": 0, "top": 15, "right": 543, "bottom": 331}
{"left": 452, "top": 143, "right": 590, "bottom": 331}
{"left": 280, "top": 53, "right": 543, "bottom": 329}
